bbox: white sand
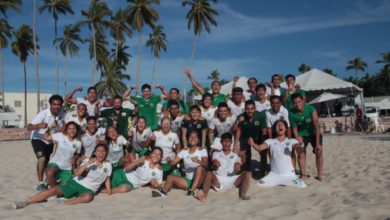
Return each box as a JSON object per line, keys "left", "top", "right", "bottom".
{"left": 0, "top": 135, "right": 389, "bottom": 220}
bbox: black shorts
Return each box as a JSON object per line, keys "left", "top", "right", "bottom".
{"left": 31, "top": 139, "right": 53, "bottom": 159}
{"left": 303, "top": 135, "right": 323, "bottom": 151}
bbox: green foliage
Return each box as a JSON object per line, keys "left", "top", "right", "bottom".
{"left": 146, "top": 25, "right": 167, "bottom": 58}
{"left": 182, "top": 0, "right": 219, "bottom": 36}
{"left": 57, "top": 24, "right": 83, "bottom": 57}
{"left": 298, "top": 63, "right": 311, "bottom": 74}
{"left": 0, "top": 18, "right": 12, "bottom": 48}
{"left": 11, "top": 24, "right": 36, "bottom": 63}
{"left": 346, "top": 57, "right": 367, "bottom": 79}
{"left": 126, "top": 0, "right": 160, "bottom": 31}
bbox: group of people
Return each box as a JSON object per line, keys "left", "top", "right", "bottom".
{"left": 13, "top": 69, "right": 323, "bottom": 209}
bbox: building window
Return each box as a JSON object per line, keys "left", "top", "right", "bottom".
{"left": 14, "top": 100, "right": 22, "bottom": 107}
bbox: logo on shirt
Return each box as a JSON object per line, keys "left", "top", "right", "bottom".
{"left": 121, "top": 112, "right": 127, "bottom": 117}
{"left": 72, "top": 144, "right": 76, "bottom": 149}
{"left": 197, "top": 124, "right": 201, "bottom": 129}
{"left": 103, "top": 168, "right": 107, "bottom": 173}
{"left": 229, "top": 155, "right": 234, "bottom": 159}
{"left": 168, "top": 137, "right": 172, "bottom": 142}
{"left": 151, "top": 171, "right": 156, "bottom": 176}
{"left": 254, "top": 121, "right": 260, "bottom": 126}
{"left": 306, "top": 118, "right": 312, "bottom": 123}
{"left": 149, "top": 103, "right": 154, "bottom": 107}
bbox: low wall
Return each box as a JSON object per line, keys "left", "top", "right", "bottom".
{"left": 0, "top": 128, "right": 31, "bottom": 141}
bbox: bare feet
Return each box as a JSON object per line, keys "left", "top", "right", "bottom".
{"left": 195, "top": 190, "right": 206, "bottom": 203}
{"left": 315, "top": 176, "right": 323, "bottom": 181}
{"left": 300, "top": 174, "right": 310, "bottom": 180}
{"left": 240, "top": 195, "right": 251, "bottom": 200}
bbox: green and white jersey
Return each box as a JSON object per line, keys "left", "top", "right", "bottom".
{"left": 200, "top": 106, "right": 217, "bottom": 125}
{"left": 153, "top": 130, "right": 180, "bottom": 163}
{"left": 238, "top": 111, "right": 267, "bottom": 144}
{"left": 158, "top": 114, "right": 183, "bottom": 134}
{"left": 75, "top": 159, "right": 112, "bottom": 192}
{"left": 132, "top": 95, "right": 161, "bottom": 130}
{"left": 265, "top": 106, "right": 290, "bottom": 128}
{"left": 81, "top": 128, "right": 106, "bottom": 158}
{"left": 100, "top": 108, "right": 134, "bottom": 138}
{"left": 209, "top": 115, "right": 236, "bottom": 138}
{"left": 212, "top": 93, "right": 227, "bottom": 106}
{"left": 289, "top": 104, "right": 316, "bottom": 137}
{"left": 30, "top": 108, "right": 65, "bottom": 144}
{"left": 177, "top": 148, "right": 208, "bottom": 179}
{"left": 107, "top": 135, "right": 128, "bottom": 163}
{"left": 76, "top": 97, "right": 104, "bottom": 117}
{"left": 49, "top": 133, "right": 82, "bottom": 170}
{"left": 212, "top": 151, "right": 241, "bottom": 177}
{"left": 227, "top": 100, "right": 245, "bottom": 117}
{"left": 129, "top": 127, "right": 152, "bottom": 153}
{"left": 64, "top": 113, "right": 87, "bottom": 131}
{"left": 125, "top": 159, "right": 163, "bottom": 188}
{"left": 265, "top": 138, "right": 298, "bottom": 175}
{"left": 255, "top": 100, "right": 271, "bottom": 112}
{"left": 284, "top": 89, "right": 305, "bottom": 110}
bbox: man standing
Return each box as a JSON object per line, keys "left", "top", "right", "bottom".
{"left": 243, "top": 77, "right": 258, "bottom": 101}
{"left": 100, "top": 95, "right": 134, "bottom": 139}
{"left": 283, "top": 74, "right": 305, "bottom": 110}
{"left": 227, "top": 87, "right": 245, "bottom": 117}
{"left": 27, "top": 95, "right": 65, "bottom": 191}
{"left": 161, "top": 88, "right": 189, "bottom": 114}
{"left": 289, "top": 93, "right": 323, "bottom": 181}
{"left": 266, "top": 74, "right": 286, "bottom": 97}
{"left": 266, "top": 96, "right": 290, "bottom": 138}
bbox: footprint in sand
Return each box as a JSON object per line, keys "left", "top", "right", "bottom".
{"left": 262, "top": 206, "right": 298, "bottom": 218}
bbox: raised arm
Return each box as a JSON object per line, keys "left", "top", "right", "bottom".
{"left": 183, "top": 68, "right": 205, "bottom": 95}
{"left": 122, "top": 85, "right": 138, "bottom": 101}
{"left": 65, "top": 86, "right": 83, "bottom": 104}
{"left": 155, "top": 84, "right": 168, "bottom": 100}
{"left": 124, "top": 157, "right": 145, "bottom": 172}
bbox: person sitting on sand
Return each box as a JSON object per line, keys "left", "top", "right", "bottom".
{"left": 152, "top": 131, "right": 208, "bottom": 197}
{"left": 107, "top": 147, "right": 163, "bottom": 194}
{"left": 128, "top": 116, "right": 153, "bottom": 157}
{"left": 249, "top": 119, "right": 307, "bottom": 188}
{"left": 196, "top": 133, "right": 251, "bottom": 203}
{"left": 181, "top": 105, "right": 208, "bottom": 150}
{"left": 105, "top": 126, "right": 131, "bottom": 170}
{"left": 13, "top": 144, "right": 112, "bottom": 209}
{"left": 42, "top": 121, "right": 82, "bottom": 188}
{"left": 289, "top": 93, "right": 323, "bottom": 181}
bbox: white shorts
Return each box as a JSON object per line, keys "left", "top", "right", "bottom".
{"left": 211, "top": 137, "right": 234, "bottom": 151}
{"left": 257, "top": 172, "right": 307, "bottom": 188}
{"left": 213, "top": 174, "right": 239, "bottom": 191}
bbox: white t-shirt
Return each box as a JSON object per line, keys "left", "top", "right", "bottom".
{"left": 153, "top": 131, "right": 180, "bottom": 163}
{"left": 125, "top": 159, "right": 163, "bottom": 188}
{"left": 212, "top": 151, "right": 241, "bottom": 177}
{"left": 75, "top": 159, "right": 112, "bottom": 192}
{"left": 81, "top": 128, "right": 106, "bottom": 158}
{"left": 49, "top": 133, "right": 82, "bottom": 170}
{"left": 243, "top": 90, "right": 254, "bottom": 101}
{"left": 266, "top": 87, "right": 286, "bottom": 97}
{"left": 107, "top": 135, "right": 128, "bottom": 163}
{"left": 76, "top": 97, "right": 104, "bottom": 117}
{"left": 255, "top": 100, "right": 271, "bottom": 112}
{"left": 30, "top": 108, "right": 65, "bottom": 144}
{"left": 227, "top": 100, "right": 245, "bottom": 117}
{"left": 265, "top": 138, "right": 298, "bottom": 175}
{"left": 177, "top": 148, "right": 208, "bottom": 179}
{"left": 266, "top": 106, "right": 290, "bottom": 127}
{"left": 130, "top": 127, "right": 152, "bottom": 153}
{"left": 201, "top": 106, "right": 217, "bottom": 125}
{"left": 158, "top": 114, "right": 183, "bottom": 134}
{"left": 64, "top": 112, "right": 87, "bottom": 131}
{"left": 209, "top": 115, "right": 236, "bottom": 138}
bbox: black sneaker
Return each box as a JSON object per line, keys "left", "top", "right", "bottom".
{"left": 186, "top": 189, "right": 194, "bottom": 196}
{"left": 152, "top": 189, "right": 167, "bottom": 197}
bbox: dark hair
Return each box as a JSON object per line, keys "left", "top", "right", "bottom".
{"left": 63, "top": 121, "right": 80, "bottom": 135}
{"left": 285, "top": 74, "right": 295, "bottom": 81}
{"left": 221, "top": 132, "right": 233, "bottom": 140}
{"left": 92, "top": 143, "right": 109, "bottom": 158}
{"left": 211, "top": 80, "right": 220, "bottom": 87}
{"left": 270, "top": 95, "right": 281, "bottom": 102}
{"left": 188, "top": 130, "right": 200, "bottom": 140}
{"left": 86, "top": 116, "right": 97, "bottom": 122}
{"left": 232, "top": 87, "right": 243, "bottom": 94}
{"left": 291, "top": 93, "right": 303, "bottom": 101}
{"left": 255, "top": 84, "right": 266, "bottom": 92}
{"left": 272, "top": 119, "right": 289, "bottom": 137}
{"left": 141, "top": 84, "right": 151, "bottom": 91}
{"left": 271, "top": 74, "right": 281, "bottom": 81}
{"left": 245, "top": 100, "right": 255, "bottom": 107}
{"left": 247, "top": 77, "right": 258, "bottom": 84}
{"left": 77, "top": 103, "right": 87, "bottom": 109}
{"left": 217, "top": 102, "right": 229, "bottom": 109}
{"left": 189, "top": 105, "right": 201, "bottom": 113}
{"left": 151, "top": 147, "right": 163, "bottom": 159}
{"left": 170, "top": 88, "right": 180, "bottom": 94}
{"left": 105, "top": 126, "right": 117, "bottom": 142}
{"left": 49, "top": 95, "right": 63, "bottom": 105}
{"left": 136, "top": 116, "right": 147, "bottom": 124}
{"left": 87, "top": 86, "right": 97, "bottom": 93}
{"left": 113, "top": 95, "right": 123, "bottom": 101}
{"left": 168, "top": 100, "right": 179, "bottom": 108}
{"left": 202, "top": 93, "right": 213, "bottom": 101}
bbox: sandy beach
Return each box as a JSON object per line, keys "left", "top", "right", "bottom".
{"left": 0, "top": 135, "right": 389, "bottom": 220}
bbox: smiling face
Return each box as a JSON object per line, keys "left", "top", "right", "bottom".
{"left": 203, "top": 96, "right": 212, "bottom": 108}
{"left": 232, "top": 91, "right": 243, "bottom": 104}
{"left": 293, "top": 96, "right": 304, "bottom": 111}
{"left": 77, "top": 104, "right": 87, "bottom": 117}
{"left": 87, "top": 88, "right": 97, "bottom": 103}
{"left": 50, "top": 99, "right": 63, "bottom": 115}
{"left": 188, "top": 132, "right": 199, "bottom": 147}
{"left": 161, "top": 118, "right": 171, "bottom": 133}
{"left": 150, "top": 148, "right": 162, "bottom": 164}
{"left": 275, "top": 120, "right": 287, "bottom": 136}
{"left": 245, "top": 103, "right": 256, "bottom": 118}
{"left": 211, "top": 81, "right": 221, "bottom": 94}
{"left": 94, "top": 145, "right": 108, "bottom": 162}
{"left": 221, "top": 137, "right": 232, "bottom": 151}
{"left": 169, "top": 104, "right": 180, "bottom": 117}
{"left": 66, "top": 123, "right": 78, "bottom": 139}
{"left": 256, "top": 88, "right": 266, "bottom": 100}
{"left": 113, "top": 98, "right": 122, "bottom": 110}
{"left": 247, "top": 79, "right": 257, "bottom": 91}
{"left": 218, "top": 106, "right": 229, "bottom": 120}
{"left": 86, "top": 119, "right": 97, "bottom": 134}
{"left": 142, "top": 88, "right": 152, "bottom": 99}
{"left": 169, "top": 89, "right": 179, "bottom": 101}
{"left": 190, "top": 108, "right": 201, "bottom": 121}
{"left": 107, "top": 127, "right": 118, "bottom": 140}
{"left": 136, "top": 118, "right": 146, "bottom": 131}
{"left": 271, "top": 98, "right": 281, "bottom": 113}
{"left": 272, "top": 75, "right": 282, "bottom": 87}
{"left": 286, "top": 76, "right": 295, "bottom": 87}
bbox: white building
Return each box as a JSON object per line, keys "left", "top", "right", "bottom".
{"left": 1, "top": 92, "right": 53, "bottom": 128}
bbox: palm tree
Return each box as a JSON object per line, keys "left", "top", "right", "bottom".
{"left": 110, "top": 42, "right": 131, "bottom": 69}
{"left": 346, "top": 57, "right": 367, "bottom": 79}
{"left": 207, "top": 69, "right": 220, "bottom": 81}
{"left": 39, "top": 0, "right": 74, "bottom": 94}
{"left": 86, "top": 32, "right": 109, "bottom": 72}
{"left": 323, "top": 68, "right": 336, "bottom": 76}
{"left": 11, "top": 24, "right": 37, "bottom": 126}
{"left": 376, "top": 52, "right": 390, "bottom": 71}
{"left": 182, "top": 0, "right": 218, "bottom": 100}
{"left": 33, "top": 0, "right": 40, "bottom": 112}
{"left": 110, "top": 9, "right": 132, "bottom": 60}
{"left": 146, "top": 25, "right": 167, "bottom": 86}
{"left": 298, "top": 63, "right": 311, "bottom": 74}
{"left": 56, "top": 24, "right": 83, "bottom": 94}
{"left": 0, "top": 0, "right": 22, "bottom": 17}
{"left": 95, "top": 58, "right": 130, "bottom": 98}
{"left": 0, "top": 18, "right": 11, "bottom": 111}
{"left": 127, "top": 0, "right": 160, "bottom": 88}
{"left": 78, "top": 0, "right": 111, "bottom": 84}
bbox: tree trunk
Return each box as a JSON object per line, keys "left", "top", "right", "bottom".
{"left": 135, "top": 30, "right": 142, "bottom": 88}
{"left": 150, "top": 56, "right": 157, "bottom": 86}
{"left": 55, "top": 19, "right": 59, "bottom": 94}
{"left": 115, "top": 38, "right": 119, "bottom": 62}
{"left": 92, "top": 24, "right": 97, "bottom": 84}
{"left": 64, "top": 55, "right": 68, "bottom": 95}
{"left": 0, "top": 45, "right": 4, "bottom": 114}
{"left": 183, "top": 34, "right": 199, "bottom": 102}
{"left": 23, "top": 62, "right": 27, "bottom": 127}
{"left": 33, "top": 0, "right": 40, "bottom": 112}
{"left": 355, "top": 69, "right": 358, "bottom": 80}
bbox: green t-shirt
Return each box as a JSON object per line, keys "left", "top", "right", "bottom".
{"left": 162, "top": 99, "right": 189, "bottom": 114}
{"left": 289, "top": 104, "right": 316, "bottom": 137}
{"left": 212, "top": 93, "right": 227, "bottom": 106}
{"left": 284, "top": 89, "right": 306, "bottom": 110}
{"left": 100, "top": 108, "right": 133, "bottom": 138}
{"left": 239, "top": 111, "right": 267, "bottom": 144}
{"left": 132, "top": 95, "right": 161, "bottom": 130}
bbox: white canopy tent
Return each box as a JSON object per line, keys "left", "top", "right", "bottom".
{"left": 309, "top": 92, "right": 347, "bottom": 117}
{"left": 218, "top": 76, "right": 249, "bottom": 95}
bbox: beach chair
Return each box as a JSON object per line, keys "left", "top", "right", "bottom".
{"left": 372, "top": 117, "right": 385, "bottom": 133}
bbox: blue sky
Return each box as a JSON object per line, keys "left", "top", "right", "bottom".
{"left": 2, "top": 0, "right": 390, "bottom": 95}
